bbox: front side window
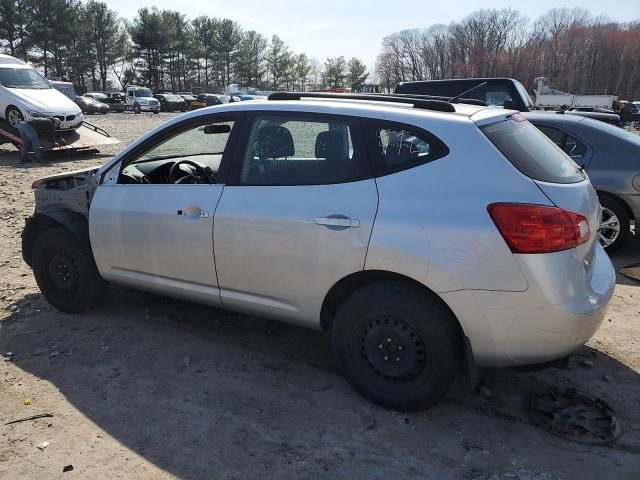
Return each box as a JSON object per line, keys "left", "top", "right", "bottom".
{"left": 119, "top": 120, "right": 234, "bottom": 184}
{"left": 535, "top": 125, "right": 587, "bottom": 158}
{"left": 363, "top": 120, "right": 449, "bottom": 176}
{"left": 238, "top": 115, "right": 364, "bottom": 185}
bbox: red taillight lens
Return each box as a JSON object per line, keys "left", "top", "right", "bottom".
{"left": 488, "top": 203, "right": 590, "bottom": 254}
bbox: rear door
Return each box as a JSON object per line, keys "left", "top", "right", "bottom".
{"left": 213, "top": 112, "right": 378, "bottom": 326}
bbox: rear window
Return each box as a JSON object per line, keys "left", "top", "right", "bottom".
{"left": 481, "top": 117, "right": 586, "bottom": 184}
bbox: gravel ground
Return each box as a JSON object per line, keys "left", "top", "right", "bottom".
{"left": 0, "top": 112, "right": 639, "bottom": 480}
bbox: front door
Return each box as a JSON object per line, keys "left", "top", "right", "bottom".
{"left": 214, "top": 112, "right": 378, "bottom": 326}
{"left": 89, "top": 116, "right": 238, "bottom": 305}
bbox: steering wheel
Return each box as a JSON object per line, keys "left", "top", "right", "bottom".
{"left": 168, "top": 160, "right": 213, "bottom": 184}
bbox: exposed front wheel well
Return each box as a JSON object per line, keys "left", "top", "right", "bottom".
{"left": 22, "top": 210, "right": 91, "bottom": 267}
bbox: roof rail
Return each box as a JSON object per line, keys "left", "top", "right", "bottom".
{"left": 389, "top": 92, "right": 487, "bottom": 107}
{"left": 267, "top": 92, "right": 456, "bottom": 113}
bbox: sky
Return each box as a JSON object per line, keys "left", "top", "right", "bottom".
{"left": 107, "top": 0, "right": 640, "bottom": 72}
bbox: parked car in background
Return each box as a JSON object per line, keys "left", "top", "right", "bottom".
{"left": 99, "top": 92, "right": 126, "bottom": 112}
{"left": 0, "top": 53, "right": 83, "bottom": 129}
{"left": 616, "top": 101, "right": 640, "bottom": 122}
{"left": 190, "top": 93, "right": 223, "bottom": 109}
{"left": 22, "top": 94, "right": 614, "bottom": 411}
{"left": 75, "top": 95, "right": 109, "bottom": 115}
{"left": 524, "top": 111, "right": 640, "bottom": 251}
{"left": 176, "top": 92, "right": 196, "bottom": 109}
{"left": 49, "top": 80, "right": 78, "bottom": 100}
{"left": 124, "top": 86, "right": 160, "bottom": 114}
{"left": 153, "top": 93, "right": 187, "bottom": 112}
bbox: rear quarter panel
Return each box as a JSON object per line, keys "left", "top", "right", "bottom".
{"left": 365, "top": 117, "right": 553, "bottom": 294}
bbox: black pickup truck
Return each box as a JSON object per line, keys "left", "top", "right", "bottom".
{"left": 395, "top": 78, "right": 622, "bottom": 126}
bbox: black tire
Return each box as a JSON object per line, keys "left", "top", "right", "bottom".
{"left": 152, "top": 110, "right": 159, "bottom": 115}
{"left": 32, "top": 227, "right": 107, "bottom": 313}
{"left": 5, "top": 105, "right": 24, "bottom": 128}
{"left": 331, "top": 281, "right": 462, "bottom": 411}
{"left": 133, "top": 104, "right": 141, "bottom": 114}
{"left": 598, "top": 196, "right": 631, "bottom": 253}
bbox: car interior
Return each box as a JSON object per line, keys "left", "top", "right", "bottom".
{"left": 119, "top": 122, "right": 233, "bottom": 185}
{"left": 239, "top": 118, "right": 356, "bottom": 185}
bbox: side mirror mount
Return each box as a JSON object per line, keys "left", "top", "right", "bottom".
{"left": 204, "top": 124, "right": 231, "bottom": 134}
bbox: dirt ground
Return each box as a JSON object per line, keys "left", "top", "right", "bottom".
{"left": 1, "top": 112, "right": 639, "bottom": 480}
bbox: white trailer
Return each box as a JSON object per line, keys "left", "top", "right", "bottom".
{"left": 533, "top": 77, "right": 617, "bottom": 110}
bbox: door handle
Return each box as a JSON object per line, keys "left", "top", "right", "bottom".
{"left": 314, "top": 217, "right": 360, "bottom": 228}
{"left": 176, "top": 208, "right": 209, "bottom": 219}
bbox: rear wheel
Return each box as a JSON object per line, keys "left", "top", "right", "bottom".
{"left": 598, "top": 196, "right": 631, "bottom": 252}
{"left": 5, "top": 106, "right": 24, "bottom": 128}
{"left": 331, "top": 281, "right": 462, "bottom": 411}
{"left": 32, "top": 227, "right": 107, "bottom": 313}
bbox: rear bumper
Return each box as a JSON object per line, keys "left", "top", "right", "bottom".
{"left": 442, "top": 243, "right": 615, "bottom": 367}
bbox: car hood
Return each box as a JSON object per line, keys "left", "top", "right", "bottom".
{"left": 8, "top": 87, "right": 82, "bottom": 114}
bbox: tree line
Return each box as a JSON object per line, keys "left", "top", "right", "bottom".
{"left": 0, "top": 1, "right": 370, "bottom": 93}
{"left": 376, "top": 8, "right": 640, "bottom": 100}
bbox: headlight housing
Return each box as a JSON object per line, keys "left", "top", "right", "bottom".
{"left": 28, "top": 110, "right": 53, "bottom": 119}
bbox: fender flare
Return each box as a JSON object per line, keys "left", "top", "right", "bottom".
{"left": 21, "top": 208, "right": 90, "bottom": 267}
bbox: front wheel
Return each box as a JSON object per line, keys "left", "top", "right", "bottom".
{"left": 5, "top": 106, "right": 24, "bottom": 128}
{"left": 152, "top": 110, "right": 159, "bottom": 115}
{"left": 331, "top": 281, "right": 462, "bottom": 411}
{"left": 32, "top": 227, "right": 108, "bottom": 313}
{"left": 133, "top": 104, "right": 141, "bottom": 114}
{"left": 598, "top": 196, "right": 631, "bottom": 253}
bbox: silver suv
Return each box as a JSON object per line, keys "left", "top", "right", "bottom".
{"left": 22, "top": 93, "right": 616, "bottom": 411}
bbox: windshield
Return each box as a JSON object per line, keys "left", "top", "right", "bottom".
{"left": 0, "top": 67, "right": 51, "bottom": 89}
{"left": 133, "top": 89, "right": 152, "bottom": 97}
{"left": 513, "top": 80, "right": 535, "bottom": 110}
{"left": 582, "top": 118, "right": 640, "bottom": 147}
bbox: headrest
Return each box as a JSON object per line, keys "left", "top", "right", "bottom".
{"left": 252, "top": 125, "right": 294, "bottom": 158}
{"left": 315, "top": 129, "right": 345, "bottom": 160}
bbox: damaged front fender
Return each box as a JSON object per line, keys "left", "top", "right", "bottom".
{"left": 32, "top": 167, "right": 99, "bottom": 217}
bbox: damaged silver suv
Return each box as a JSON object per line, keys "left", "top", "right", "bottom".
{"left": 22, "top": 93, "right": 615, "bottom": 411}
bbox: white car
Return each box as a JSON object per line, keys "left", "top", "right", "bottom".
{"left": 0, "top": 54, "right": 83, "bottom": 129}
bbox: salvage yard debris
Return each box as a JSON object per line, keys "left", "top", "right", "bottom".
{"left": 5, "top": 413, "right": 54, "bottom": 426}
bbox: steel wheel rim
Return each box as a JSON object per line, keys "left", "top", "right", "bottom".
{"left": 7, "top": 109, "right": 22, "bottom": 128}
{"left": 598, "top": 207, "right": 621, "bottom": 248}
{"left": 357, "top": 315, "right": 430, "bottom": 383}
{"left": 47, "top": 251, "right": 79, "bottom": 292}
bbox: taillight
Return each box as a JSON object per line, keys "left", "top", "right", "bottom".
{"left": 488, "top": 203, "right": 590, "bottom": 254}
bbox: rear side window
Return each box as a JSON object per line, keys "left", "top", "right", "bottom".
{"left": 481, "top": 117, "right": 585, "bottom": 184}
{"left": 363, "top": 120, "right": 449, "bottom": 176}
